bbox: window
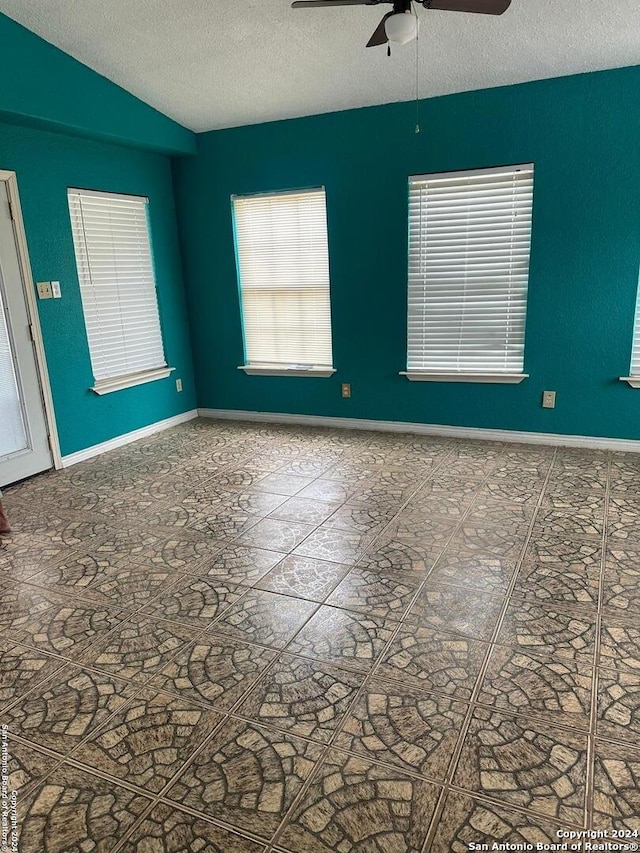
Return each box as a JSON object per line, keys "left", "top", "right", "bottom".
{"left": 232, "top": 188, "right": 334, "bottom": 376}
{"left": 622, "top": 278, "right": 640, "bottom": 387}
{"left": 68, "top": 189, "right": 170, "bottom": 394}
{"left": 405, "top": 164, "right": 534, "bottom": 383}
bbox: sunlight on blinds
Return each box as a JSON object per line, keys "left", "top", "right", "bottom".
{"left": 232, "top": 189, "right": 333, "bottom": 369}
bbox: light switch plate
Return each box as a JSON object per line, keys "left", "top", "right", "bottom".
{"left": 36, "top": 281, "right": 53, "bottom": 300}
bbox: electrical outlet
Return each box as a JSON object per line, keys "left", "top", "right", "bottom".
{"left": 542, "top": 390, "right": 556, "bottom": 409}
{"left": 176, "top": 378, "right": 183, "bottom": 393}
{"left": 51, "top": 281, "right": 61, "bottom": 299}
{"left": 341, "top": 383, "right": 351, "bottom": 399}
{"left": 36, "top": 281, "right": 53, "bottom": 300}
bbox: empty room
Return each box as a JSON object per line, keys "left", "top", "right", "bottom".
{"left": 0, "top": 0, "right": 638, "bottom": 850}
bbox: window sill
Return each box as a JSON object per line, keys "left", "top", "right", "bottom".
{"left": 238, "top": 365, "right": 336, "bottom": 378}
{"left": 400, "top": 372, "right": 529, "bottom": 385}
{"left": 620, "top": 376, "right": 640, "bottom": 388}
{"left": 90, "top": 366, "right": 175, "bottom": 395}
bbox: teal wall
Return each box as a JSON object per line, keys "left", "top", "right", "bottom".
{"left": 0, "top": 119, "right": 197, "bottom": 456}
{"left": 174, "top": 66, "right": 640, "bottom": 440}
{"left": 0, "top": 13, "right": 194, "bottom": 155}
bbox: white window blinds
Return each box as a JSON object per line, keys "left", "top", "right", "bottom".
{"left": 630, "top": 282, "right": 640, "bottom": 377}
{"left": 232, "top": 188, "right": 333, "bottom": 370}
{"left": 407, "top": 164, "right": 534, "bottom": 377}
{"left": 68, "top": 189, "right": 167, "bottom": 387}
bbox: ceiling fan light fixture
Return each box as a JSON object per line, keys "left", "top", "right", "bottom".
{"left": 384, "top": 10, "right": 418, "bottom": 45}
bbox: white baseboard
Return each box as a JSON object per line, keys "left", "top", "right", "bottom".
{"left": 61, "top": 410, "right": 199, "bottom": 468}
{"left": 198, "top": 408, "right": 640, "bottom": 453}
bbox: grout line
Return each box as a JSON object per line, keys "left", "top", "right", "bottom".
{"left": 585, "top": 451, "right": 611, "bottom": 828}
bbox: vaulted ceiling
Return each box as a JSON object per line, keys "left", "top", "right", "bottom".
{"left": 1, "top": 0, "right": 638, "bottom": 132}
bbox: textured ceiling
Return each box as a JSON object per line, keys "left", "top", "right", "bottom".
{"left": 1, "top": 0, "right": 639, "bottom": 132}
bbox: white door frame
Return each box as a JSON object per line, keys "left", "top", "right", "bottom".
{"left": 0, "top": 169, "right": 62, "bottom": 471}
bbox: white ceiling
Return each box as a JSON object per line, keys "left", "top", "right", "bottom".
{"left": 1, "top": 0, "right": 639, "bottom": 132}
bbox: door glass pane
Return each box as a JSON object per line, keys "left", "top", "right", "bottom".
{"left": 0, "top": 283, "right": 27, "bottom": 457}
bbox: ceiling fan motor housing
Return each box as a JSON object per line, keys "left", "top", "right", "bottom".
{"left": 385, "top": 9, "right": 418, "bottom": 44}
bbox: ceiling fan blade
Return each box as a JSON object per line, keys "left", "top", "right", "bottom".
{"left": 366, "top": 11, "right": 392, "bottom": 46}
{"left": 292, "top": 0, "right": 386, "bottom": 7}
{"left": 423, "top": 0, "right": 511, "bottom": 14}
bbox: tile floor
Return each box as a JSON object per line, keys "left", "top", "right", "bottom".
{"left": 1, "top": 418, "right": 639, "bottom": 852}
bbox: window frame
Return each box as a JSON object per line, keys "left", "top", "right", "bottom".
{"left": 68, "top": 187, "right": 172, "bottom": 395}
{"left": 402, "top": 163, "right": 534, "bottom": 385}
{"left": 231, "top": 186, "right": 335, "bottom": 378}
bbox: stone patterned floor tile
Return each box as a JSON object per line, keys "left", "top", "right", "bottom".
{"left": 430, "top": 791, "right": 570, "bottom": 853}
{"left": 1, "top": 665, "right": 137, "bottom": 756}
{"left": 512, "top": 560, "right": 600, "bottom": 609}
{"left": 592, "top": 740, "right": 640, "bottom": 831}
{"left": 192, "top": 545, "right": 286, "bottom": 585}
{"left": 429, "top": 546, "right": 517, "bottom": 596}
{"left": 14, "top": 598, "right": 128, "bottom": 659}
{"left": 377, "top": 625, "right": 489, "bottom": 700}
{"left": 236, "top": 653, "right": 363, "bottom": 743}
{"left": 535, "top": 507, "right": 603, "bottom": 538}
{"left": 323, "top": 504, "right": 395, "bottom": 536}
{"left": 0, "top": 639, "right": 65, "bottom": 711}
{"left": 297, "top": 479, "right": 358, "bottom": 504}
{"left": 165, "top": 717, "right": 323, "bottom": 840}
{"left": 29, "top": 554, "right": 177, "bottom": 609}
{"left": 234, "top": 518, "right": 315, "bottom": 553}
{"left": 269, "top": 496, "right": 342, "bottom": 526}
{"left": 482, "top": 478, "right": 544, "bottom": 505}
{"left": 141, "top": 576, "right": 245, "bottom": 628}
{"left": 597, "top": 667, "right": 640, "bottom": 745}
{"left": 17, "top": 764, "right": 153, "bottom": 852}
{"left": 255, "top": 555, "right": 350, "bottom": 602}
{"left": 251, "top": 472, "right": 315, "bottom": 496}
{"left": 325, "top": 567, "right": 420, "bottom": 619}
{"left": 5, "top": 738, "right": 59, "bottom": 795}
{"left": 602, "top": 546, "right": 640, "bottom": 615}
{"left": 334, "top": 678, "right": 467, "bottom": 780}
{"left": 467, "top": 497, "right": 534, "bottom": 526}
{"left": 0, "top": 533, "right": 69, "bottom": 581}
{"left": 210, "top": 590, "right": 318, "bottom": 649}
{"left": 497, "top": 600, "right": 596, "bottom": 662}
{"left": 278, "top": 750, "right": 440, "bottom": 853}
{"left": 118, "top": 802, "right": 267, "bottom": 852}
{"left": 406, "top": 583, "right": 504, "bottom": 641}
{"left": 72, "top": 686, "right": 222, "bottom": 793}
{"left": 359, "top": 536, "right": 445, "bottom": 575}
{"left": 521, "top": 533, "right": 602, "bottom": 574}
{"left": 599, "top": 616, "right": 640, "bottom": 673}
{"left": 478, "top": 646, "right": 592, "bottom": 728}
{"left": 293, "top": 525, "right": 374, "bottom": 565}
{"left": 151, "top": 634, "right": 277, "bottom": 710}
{"left": 0, "top": 584, "right": 68, "bottom": 634}
{"left": 454, "top": 523, "right": 527, "bottom": 560}
{"left": 78, "top": 615, "right": 200, "bottom": 683}
{"left": 452, "top": 707, "right": 588, "bottom": 824}
{"left": 287, "top": 606, "right": 396, "bottom": 673}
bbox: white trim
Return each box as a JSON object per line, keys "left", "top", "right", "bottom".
{"left": 61, "top": 409, "right": 198, "bottom": 467}
{"left": 620, "top": 376, "right": 640, "bottom": 389}
{"left": 0, "top": 170, "right": 62, "bottom": 470}
{"left": 238, "top": 365, "right": 336, "bottom": 378}
{"left": 198, "top": 408, "right": 640, "bottom": 453}
{"left": 91, "top": 366, "right": 175, "bottom": 395}
{"left": 401, "top": 372, "right": 528, "bottom": 385}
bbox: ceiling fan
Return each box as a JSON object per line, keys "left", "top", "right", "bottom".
{"left": 291, "top": 0, "right": 512, "bottom": 49}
